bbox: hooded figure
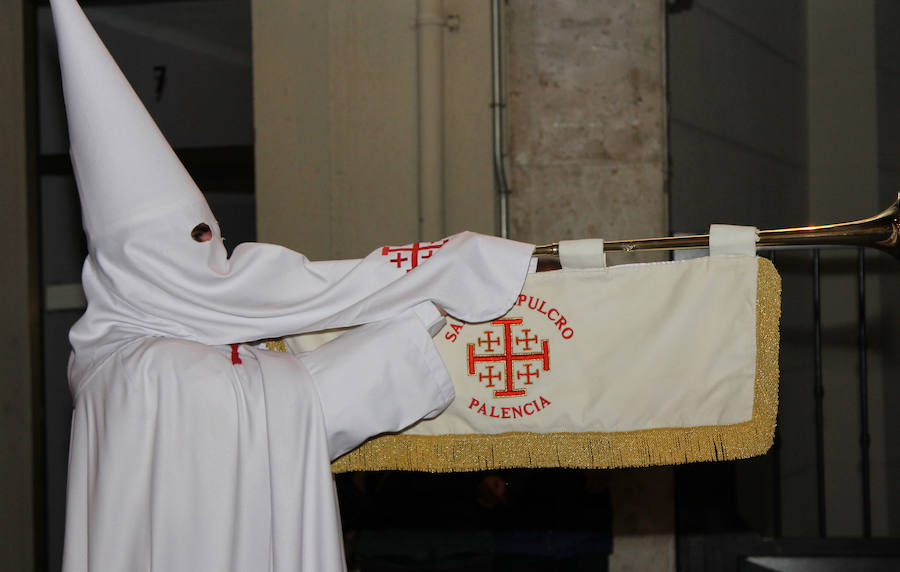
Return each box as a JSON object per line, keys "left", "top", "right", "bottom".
{"left": 51, "top": 1, "right": 534, "bottom": 570}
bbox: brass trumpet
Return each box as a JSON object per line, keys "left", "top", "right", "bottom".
{"left": 534, "top": 193, "right": 900, "bottom": 261}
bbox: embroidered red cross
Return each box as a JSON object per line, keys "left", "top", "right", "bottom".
{"left": 516, "top": 363, "right": 540, "bottom": 385}
{"left": 381, "top": 239, "right": 449, "bottom": 272}
{"left": 478, "top": 365, "right": 502, "bottom": 388}
{"left": 515, "top": 329, "right": 538, "bottom": 351}
{"left": 467, "top": 318, "right": 550, "bottom": 398}
{"left": 389, "top": 252, "right": 408, "bottom": 267}
{"left": 477, "top": 330, "right": 502, "bottom": 352}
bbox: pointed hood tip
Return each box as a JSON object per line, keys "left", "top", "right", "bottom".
{"left": 51, "top": 0, "right": 212, "bottom": 245}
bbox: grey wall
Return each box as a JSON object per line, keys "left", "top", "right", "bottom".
{"left": 668, "top": 0, "right": 807, "bottom": 234}
{"left": 875, "top": 0, "right": 900, "bottom": 537}
{"left": 253, "top": 0, "right": 498, "bottom": 259}
{"left": 670, "top": 0, "right": 899, "bottom": 538}
{"left": 807, "top": 0, "right": 891, "bottom": 538}
{"left": 37, "top": 1, "right": 253, "bottom": 155}
{"left": 0, "top": 1, "right": 38, "bottom": 570}
{"left": 667, "top": 0, "right": 809, "bottom": 541}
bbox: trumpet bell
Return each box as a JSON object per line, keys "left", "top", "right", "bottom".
{"left": 757, "top": 193, "right": 900, "bottom": 260}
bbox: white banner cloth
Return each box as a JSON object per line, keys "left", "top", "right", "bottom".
{"left": 419, "top": 255, "right": 758, "bottom": 435}
{"left": 279, "top": 245, "right": 781, "bottom": 471}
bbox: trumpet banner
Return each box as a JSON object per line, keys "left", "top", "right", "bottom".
{"left": 273, "top": 255, "right": 780, "bottom": 472}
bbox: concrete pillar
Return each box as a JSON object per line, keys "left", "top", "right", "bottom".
{"left": 505, "top": 2, "right": 672, "bottom": 571}
{"left": 505, "top": 0, "right": 667, "bottom": 263}
{"left": 0, "top": 1, "right": 38, "bottom": 569}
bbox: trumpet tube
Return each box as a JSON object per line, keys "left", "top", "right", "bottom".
{"left": 534, "top": 194, "right": 900, "bottom": 260}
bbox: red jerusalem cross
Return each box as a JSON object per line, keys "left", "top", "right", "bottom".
{"left": 380, "top": 239, "right": 449, "bottom": 273}
{"left": 467, "top": 318, "right": 550, "bottom": 398}
{"left": 515, "top": 328, "right": 538, "bottom": 351}
{"left": 479, "top": 365, "right": 502, "bottom": 388}
{"left": 477, "top": 330, "right": 502, "bottom": 352}
{"left": 517, "top": 363, "right": 540, "bottom": 385}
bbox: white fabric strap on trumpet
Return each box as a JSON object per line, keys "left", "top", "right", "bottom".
{"left": 559, "top": 239, "right": 606, "bottom": 269}
{"left": 275, "top": 233, "right": 781, "bottom": 472}
{"left": 709, "top": 224, "right": 759, "bottom": 256}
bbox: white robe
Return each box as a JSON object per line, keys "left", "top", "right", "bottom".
{"left": 62, "top": 234, "right": 534, "bottom": 571}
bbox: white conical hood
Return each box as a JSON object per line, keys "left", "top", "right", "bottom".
{"left": 54, "top": 0, "right": 536, "bottom": 392}
{"left": 51, "top": 0, "right": 215, "bottom": 245}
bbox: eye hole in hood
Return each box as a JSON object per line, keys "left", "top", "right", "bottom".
{"left": 191, "top": 223, "right": 212, "bottom": 243}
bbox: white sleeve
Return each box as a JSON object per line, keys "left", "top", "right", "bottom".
{"left": 298, "top": 303, "right": 453, "bottom": 460}
{"left": 160, "top": 232, "right": 532, "bottom": 346}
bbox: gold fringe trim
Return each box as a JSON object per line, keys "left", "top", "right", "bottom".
{"left": 273, "top": 259, "right": 782, "bottom": 472}
{"left": 265, "top": 339, "right": 287, "bottom": 353}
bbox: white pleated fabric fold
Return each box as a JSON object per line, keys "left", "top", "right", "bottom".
{"left": 63, "top": 304, "right": 474, "bottom": 571}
